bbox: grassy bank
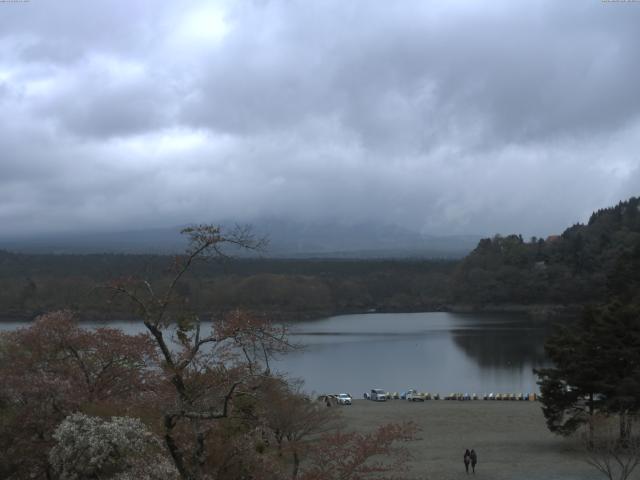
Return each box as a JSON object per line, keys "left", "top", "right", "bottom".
{"left": 339, "top": 400, "right": 599, "bottom": 480}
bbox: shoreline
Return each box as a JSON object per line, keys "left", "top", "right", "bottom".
{"left": 0, "top": 303, "right": 583, "bottom": 323}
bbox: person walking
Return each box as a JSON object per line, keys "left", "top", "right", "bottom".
{"left": 470, "top": 449, "right": 477, "bottom": 474}
{"left": 463, "top": 449, "right": 471, "bottom": 474}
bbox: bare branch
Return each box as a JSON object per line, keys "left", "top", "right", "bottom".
{"left": 583, "top": 415, "right": 640, "bottom": 480}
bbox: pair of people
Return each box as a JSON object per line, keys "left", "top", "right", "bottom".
{"left": 463, "top": 449, "right": 477, "bottom": 474}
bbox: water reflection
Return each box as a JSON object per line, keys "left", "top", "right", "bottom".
{"left": 274, "top": 312, "right": 552, "bottom": 395}
{"left": 450, "top": 323, "right": 549, "bottom": 370}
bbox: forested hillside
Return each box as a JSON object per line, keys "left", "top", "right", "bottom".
{"left": 451, "top": 196, "right": 640, "bottom": 307}
{"left": 0, "top": 254, "right": 454, "bottom": 320}
{"left": 1, "top": 197, "right": 638, "bottom": 321}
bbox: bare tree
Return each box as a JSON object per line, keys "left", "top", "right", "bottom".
{"left": 584, "top": 415, "right": 640, "bottom": 480}
{"left": 107, "top": 224, "right": 292, "bottom": 480}
{"left": 260, "top": 378, "right": 338, "bottom": 479}
{"left": 102, "top": 224, "right": 419, "bottom": 480}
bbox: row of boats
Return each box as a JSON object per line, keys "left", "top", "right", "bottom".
{"left": 377, "top": 391, "right": 539, "bottom": 401}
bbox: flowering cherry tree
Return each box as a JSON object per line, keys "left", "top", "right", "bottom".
{"left": 300, "top": 422, "right": 419, "bottom": 480}
{"left": 49, "top": 413, "right": 179, "bottom": 480}
{"left": 0, "top": 311, "right": 159, "bottom": 479}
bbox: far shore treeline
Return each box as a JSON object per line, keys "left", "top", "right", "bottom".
{"left": 1, "top": 196, "right": 639, "bottom": 322}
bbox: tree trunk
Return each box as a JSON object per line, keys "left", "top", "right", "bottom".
{"left": 195, "top": 424, "right": 206, "bottom": 477}
{"left": 292, "top": 450, "right": 300, "bottom": 479}
{"left": 165, "top": 415, "right": 193, "bottom": 480}
{"left": 588, "top": 393, "right": 595, "bottom": 448}
{"left": 276, "top": 431, "right": 284, "bottom": 457}
{"left": 619, "top": 410, "right": 631, "bottom": 447}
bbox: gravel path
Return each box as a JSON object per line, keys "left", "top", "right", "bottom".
{"left": 338, "top": 400, "right": 605, "bottom": 480}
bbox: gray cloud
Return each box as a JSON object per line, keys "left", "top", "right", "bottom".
{"left": 0, "top": 0, "right": 638, "bottom": 238}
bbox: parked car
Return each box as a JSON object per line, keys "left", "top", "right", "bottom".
{"left": 370, "top": 389, "right": 387, "bottom": 401}
{"left": 404, "top": 389, "right": 425, "bottom": 402}
{"left": 336, "top": 393, "right": 352, "bottom": 405}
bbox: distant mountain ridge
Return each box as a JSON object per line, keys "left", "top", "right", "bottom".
{"left": 0, "top": 219, "right": 480, "bottom": 259}
{"left": 0, "top": 197, "right": 638, "bottom": 321}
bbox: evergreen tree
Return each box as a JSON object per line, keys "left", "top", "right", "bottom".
{"left": 536, "top": 302, "right": 640, "bottom": 441}
{"left": 535, "top": 309, "right": 606, "bottom": 437}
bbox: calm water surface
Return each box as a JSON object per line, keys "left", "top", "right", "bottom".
{"left": 0, "top": 312, "right": 551, "bottom": 395}
{"left": 277, "top": 312, "right": 550, "bottom": 395}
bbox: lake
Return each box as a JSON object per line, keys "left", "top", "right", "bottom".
{"left": 0, "top": 311, "right": 552, "bottom": 396}
{"left": 278, "top": 311, "right": 551, "bottom": 396}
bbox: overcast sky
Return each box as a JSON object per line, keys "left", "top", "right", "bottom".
{"left": 1, "top": 0, "right": 639, "bottom": 238}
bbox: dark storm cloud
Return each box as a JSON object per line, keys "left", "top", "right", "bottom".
{"left": 183, "top": 1, "right": 640, "bottom": 149}
{"left": 0, "top": 0, "right": 638, "bottom": 237}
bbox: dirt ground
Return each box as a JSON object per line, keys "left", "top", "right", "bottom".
{"left": 338, "top": 399, "right": 605, "bottom": 480}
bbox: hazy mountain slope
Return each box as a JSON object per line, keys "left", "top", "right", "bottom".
{"left": 0, "top": 220, "right": 480, "bottom": 259}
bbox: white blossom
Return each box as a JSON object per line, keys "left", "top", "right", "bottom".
{"left": 49, "top": 413, "right": 179, "bottom": 480}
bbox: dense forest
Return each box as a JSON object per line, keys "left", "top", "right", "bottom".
{"left": 451, "top": 196, "right": 640, "bottom": 308}
{"left": 1, "top": 196, "right": 638, "bottom": 321}
{"left": 0, "top": 253, "right": 454, "bottom": 321}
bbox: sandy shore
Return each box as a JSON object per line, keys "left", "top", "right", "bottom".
{"left": 339, "top": 400, "right": 602, "bottom": 480}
